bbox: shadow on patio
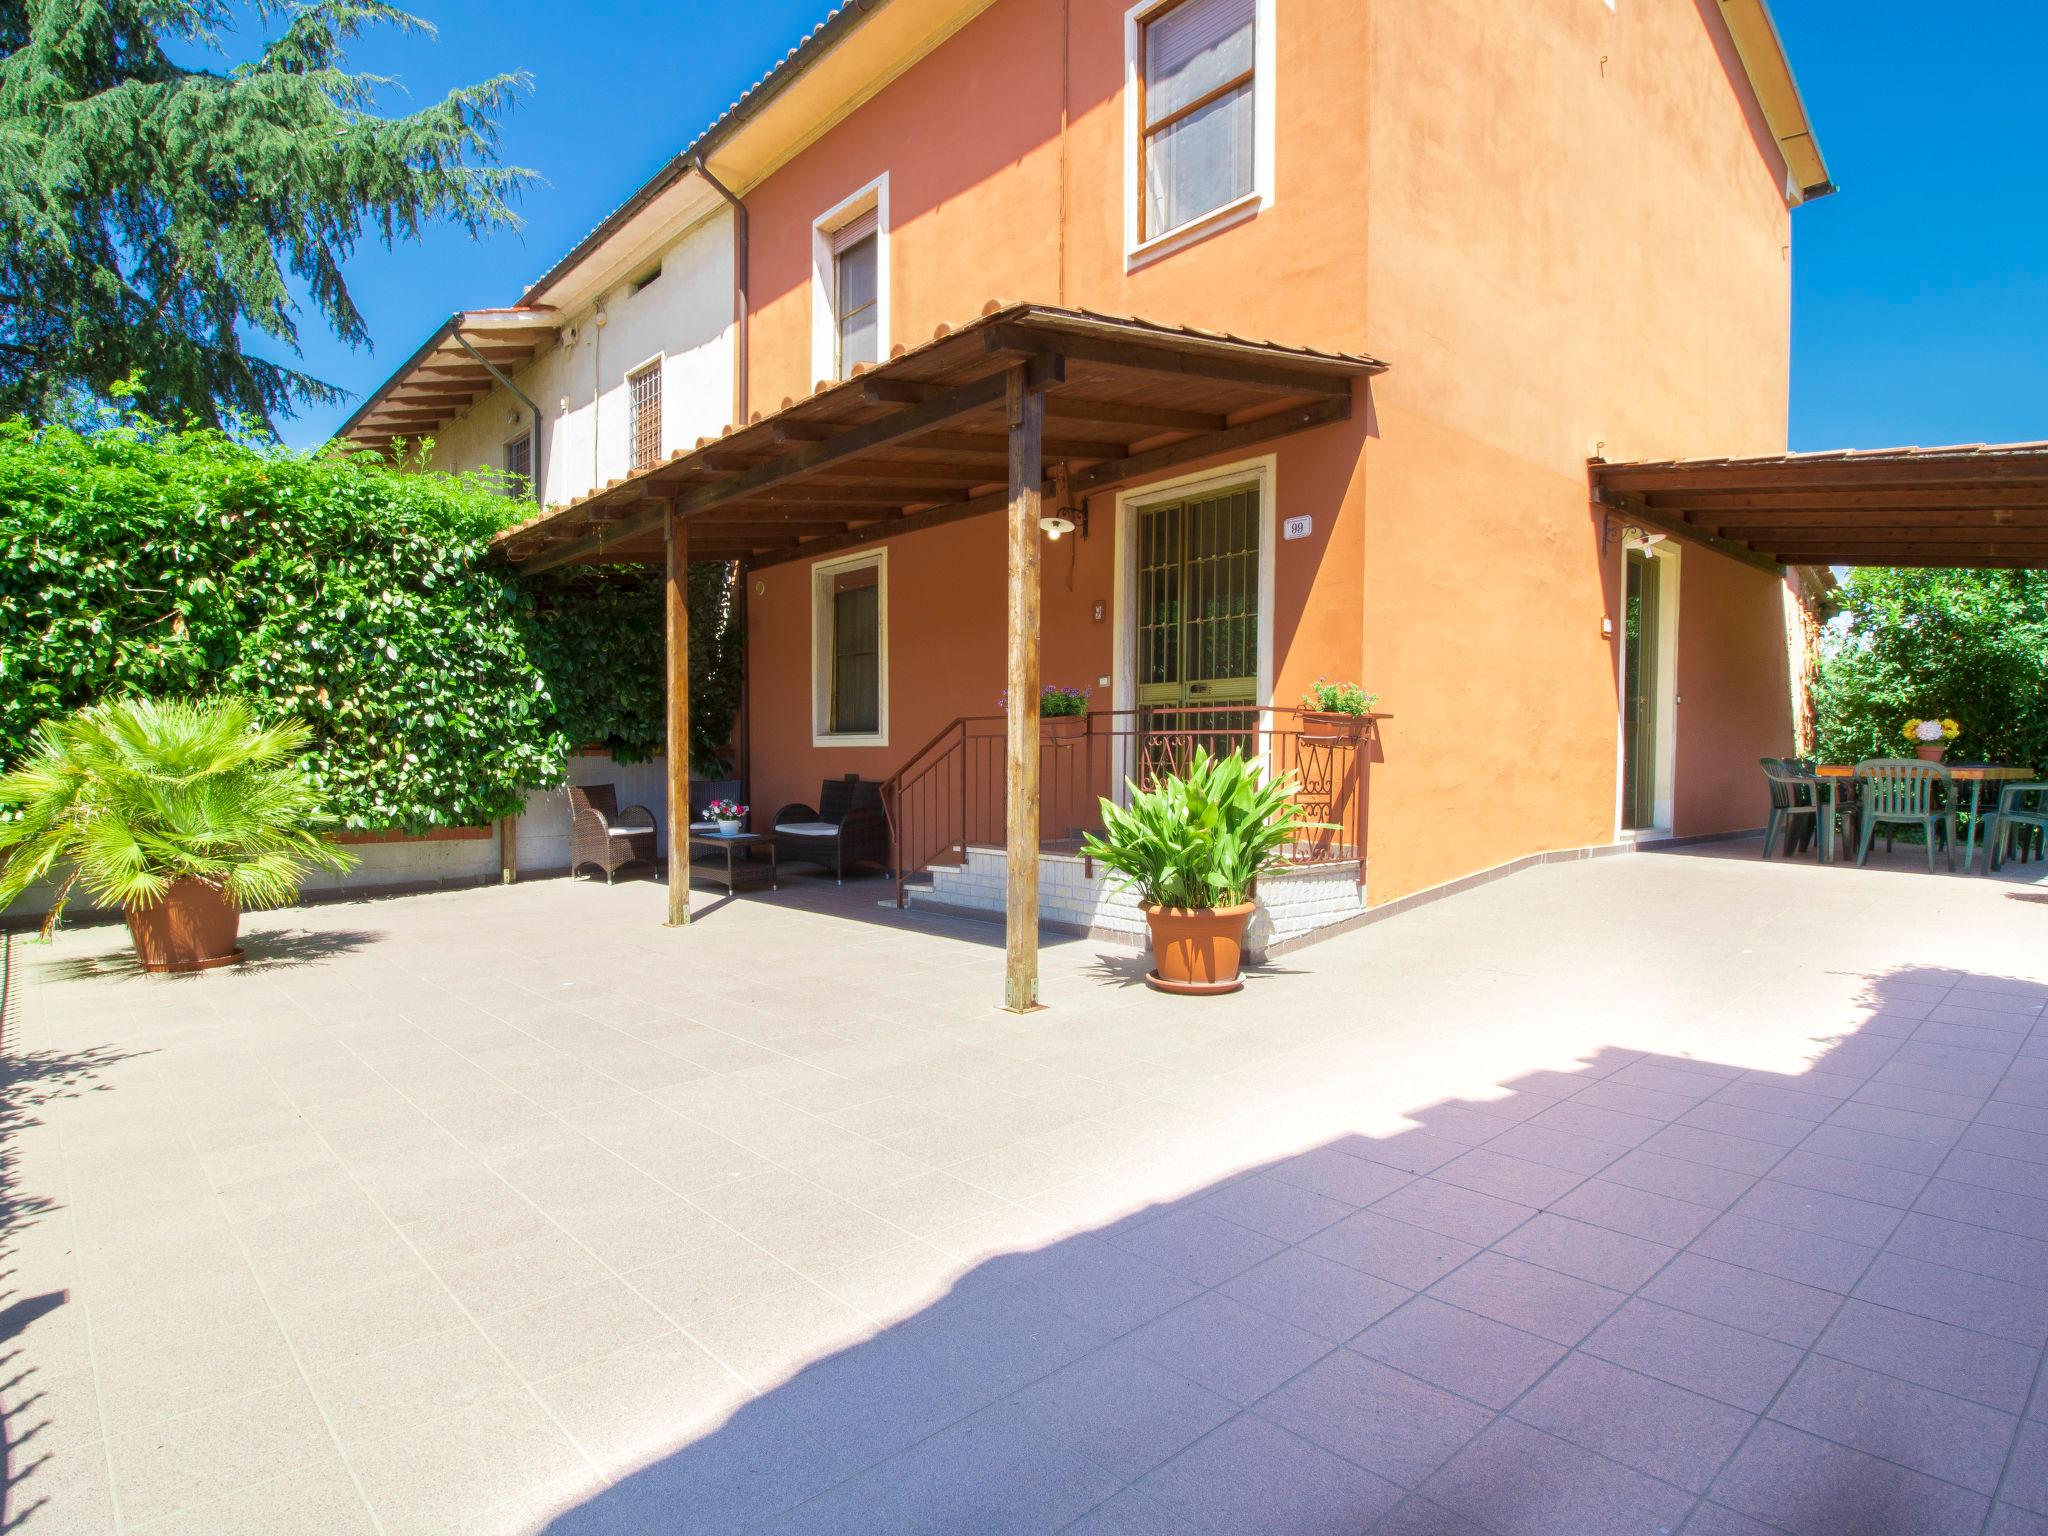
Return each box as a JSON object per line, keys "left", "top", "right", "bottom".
{"left": 535, "top": 963, "right": 2048, "bottom": 1535}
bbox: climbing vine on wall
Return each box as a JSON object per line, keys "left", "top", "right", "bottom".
{"left": 0, "top": 414, "right": 741, "bottom": 830}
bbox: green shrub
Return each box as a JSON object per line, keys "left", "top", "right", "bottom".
{"left": 1813, "top": 569, "right": 2048, "bottom": 772}
{"left": 0, "top": 416, "right": 737, "bottom": 829}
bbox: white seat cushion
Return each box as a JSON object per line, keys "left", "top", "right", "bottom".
{"left": 777, "top": 822, "right": 840, "bottom": 836}
{"left": 688, "top": 821, "right": 717, "bottom": 832}
{"left": 607, "top": 825, "right": 653, "bottom": 838}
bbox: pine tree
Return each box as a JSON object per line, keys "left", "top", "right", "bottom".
{"left": 0, "top": 0, "right": 530, "bottom": 429}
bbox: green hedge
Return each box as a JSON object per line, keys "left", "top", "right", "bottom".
{"left": 0, "top": 417, "right": 738, "bottom": 830}
{"left": 1813, "top": 568, "right": 2048, "bottom": 772}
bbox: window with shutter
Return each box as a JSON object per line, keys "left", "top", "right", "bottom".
{"left": 833, "top": 211, "right": 881, "bottom": 379}
{"left": 628, "top": 361, "right": 662, "bottom": 471}
{"left": 1137, "top": 0, "right": 1258, "bottom": 244}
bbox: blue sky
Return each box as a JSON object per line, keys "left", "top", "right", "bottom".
{"left": 274, "top": 1, "right": 2048, "bottom": 453}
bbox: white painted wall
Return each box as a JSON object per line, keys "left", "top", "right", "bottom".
{"left": 427, "top": 209, "right": 737, "bottom": 508}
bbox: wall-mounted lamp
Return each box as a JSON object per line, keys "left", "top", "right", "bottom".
{"left": 1621, "top": 525, "right": 1667, "bottom": 554}
{"left": 1039, "top": 505, "right": 1087, "bottom": 541}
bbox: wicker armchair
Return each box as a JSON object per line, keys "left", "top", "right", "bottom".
{"left": 773, "top": 774, "right": 889, "bottom": 884}
{"left": 570, "top": 783, "right": 660, "bottom": 883}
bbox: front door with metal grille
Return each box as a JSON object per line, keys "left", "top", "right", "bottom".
{"left": 1135, "top": 482, "right": 1261, "bottom": 775}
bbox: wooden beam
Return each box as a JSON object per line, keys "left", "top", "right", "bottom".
{"left": 1600, "top": 496, "right": 1785, "bottom": 576}
{"left": 862, "top": 379, "right": 941, "bottom": 406}
{"left": 665, "top": 506, "right": 691, "bottom": 928}
{"left": 1045, "top": 396, "right": 1227, "bottom": 434}
{"left": 919, "top": 430, "right": 1131, "bottom": 459}
{"left": 983, "top": 323, "right": 1354, "bottom": 398}
{"left": 1004, "top": 366, "right": 1045, "bottom": 1014}
{"left": 1645, "top": 486, "right": 2048, "bottom": 513}
{"left": 1598, "top": 456, "right": 2048, "bottom": 494}
{"left": 1068, "top": 396, "right": 1352, "bottom": 496}
{"left": 498, "top": 814, "right": 517, "bottom": 885}
{"left": 745, "top": 486, "right": 1022, "bottom": 568}
{"left": 1682, "top": 507, "right": 2048, "bottom": 531}
{"left": 525, "top": 366, "right": 1055, "bottom": 573}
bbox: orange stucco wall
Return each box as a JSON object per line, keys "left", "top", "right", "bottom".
{"left": 733, "top": 0, "right": 1797, "bottom": 899}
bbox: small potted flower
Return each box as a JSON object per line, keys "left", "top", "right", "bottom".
{"left": 1001, "top": 684, "right": 1092, "bottom": 740}
{"left": 1301, "top": 679, "right": 1378, "bottom": 740}
{"left": 1902, "top": 717, "right": 1960, "bottom": 764}
{"left": 705, "top": 798, "right": 748, "bottom": 836}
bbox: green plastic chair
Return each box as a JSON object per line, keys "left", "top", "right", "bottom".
{"left": 1854, "top": 758, "right": 1957, "bottom": 872}
{"left": 1991, "top": 782, "right": 2048, "bottom": 873}
{"left": 1759, "top": 758, "right": 1820, "bottom": 859}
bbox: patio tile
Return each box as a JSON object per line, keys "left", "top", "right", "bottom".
{"left": 106, "top": 1380, "right": 335, "bottom": 1527}
{"left": 1431, "top": 1147, "right": 1588, "bottom": 1208}
{"left": 1639, "top": 1252, "right": 1843, "bottom": 1347}
{"left": 1523, "top": 1099, "right": 1665, "bottom": 1149}
{"left": 1582, "top": 1298, "right": 1803, "bottom": 1412}
{"left": 1369, "top": 1177, "right": 1536, "bottom": 1246}
{"left": 434, "top": 1228, "right": 614, "bottom": 1317}
{"left": 1711, "top": 1081, "right": 1838, "bottom": 1124}
{"left": 1491, "top": 1210, "right": 1678, "bottom": 1290}
{"left": 623, "top": 1236, "right": 803, "bottom": 1326}
{"left": 1193, "top": 1170, "right": 1354, "bottom": 1243}
{"left": 1510, "top": 1352, "right": 1753, "bottom": 1493}
{"left": 1640, "top": 1125, "right": 1790, "bottom": 1181}
{"left": 1710, "top": 1419, "right": 1989, "bottom": 1536}
{"left": 1549, "top": 1177, "right": 1720, "bottom": 1247}
{"left": 1120, "top": 1412, "right": 1404, "bottom": 1535}
{"left": 1853, "top": 1079, "right": 1987, "bottom": 1122}
{"left": 1570, "top": 1079, "right": 1704, "bottom": 1123}
{"left": 277, "top": 1270, "right": 470, "bottom": 1370}
{"left": 1256, "top": 1351, "right": 1491, "bottom": 1487}
{"left": 1798, "top": 1123, "right": 1947, "bottom": 1175}
{"left": 528, "top": 1333, "right": 747, "bottom": 1472}
{"left": 306, "top": 1322, "right": 523, "bottom": 1453}
{"left": 92, "top": 1316, "right": 301, "bottom": 1434}
{"left": 1107, "top": 1206, "right": 1286, "bottom": 1287}
{"left": 1219, "top": 1247, "right": 1411, "bottom": 1341}
{"left": 987, "top": 1349, "right": 1238, "bottom": 1483}
{"left": 683, "top": 1273, "right": 873, "bottom": 1388}
{"left": 1770, "top": 1353, "right": 2016, "bottom": 1493}
{"left": 1852, "top": 1252, "right": 2048, "bottom": 1347}
{"left": 475, "top": 1277, "right": 676, "bottom": 1383}
{"left": 1595, "top": 1146, "right": 1756, "bottom": 1209}
{"left": 1991, "top": 1504, "right": 2048, "bottom": 1536}
{"left": 1302, "top": 1209, "right": 1482, "bottom": 1290}
{"left": 0, "top": 1439, "right": 118, "bottom": 1535}
{"left": 1480, "top": 1122, "right": 1629, "bottom": 1176}
{"left": 1023, "top": 1237, "right": 1204, "bottom": 1334}
{"left": 1827, "top": 1100, "right": 1969, "bottom": 1151}
{"left": 1689, "top": 1213, "right": 1877, "bottom": 1293}
{"left": 1333, "top": 1128, "right": 1471, "bottom": 1176}
{"left": 1423, "top": 1417, "right": 1697, "bottom": 1536}
{"left": 1815, "top": 1299, "right": 2040, "bottom": 1412}
{"left": 346, "top": 1389, "right": 592, "bottom": 1536}
{"left": 2002, "top": 1419, "right": 2048, "bottom": 1515}
{"left": 1425, "top": 1251, "right": 1625, "bottom": 1346}
{"left": 1351, "top": 1296, "right": 1565, "bottom": 1409}
{"left": 1730, "top": 1177, "right": 1904, "bottom": 1247}
{"left": 1770, "top": 1148, "right": 1929, "bottom": 1210}
{"left": 1887, "top": 1211, "right": 2048, "bottom": 1289}
{"left": 1116, "top": 1292, "right": 1332, "bottom": 1405}
{"left": 1916, "top": 1177, "right": 2048, "bottom": 1243}
{"left": 126, "top": 1457, "right": 376, "bottom": 1536}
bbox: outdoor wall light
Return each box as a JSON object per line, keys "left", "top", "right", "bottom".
{"left": 1039, "top": 505, "right": 1087, "bottom": 541}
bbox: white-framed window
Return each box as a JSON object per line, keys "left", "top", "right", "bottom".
{"left": 1123, "top": 0, "right": 1276, "bottom": 266}
{"left": 811, "top": 176, "right": 890, "bottom": 384}
{"left": 811, "top": 549, "right": 888, "bottom": 747}
{"left": 502, "top": 430, "right": 532, "bottom": 496}
{"left": 627, "top": 357, "right": 663, "bottom": 471}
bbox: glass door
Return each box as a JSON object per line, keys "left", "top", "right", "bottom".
{"left": 1135, "top": 483, "right": 1261, "bottom": 776}
{"left": 1621, "top": 549, "right": 1662, "bottom": 830}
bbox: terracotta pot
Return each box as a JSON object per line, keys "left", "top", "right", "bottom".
{"left": 124, "top": 878, "right": 244, "bottom": 973}
{"left": 1144, "top": 902, "right": 1255, "bottom": 995}
{"left": 1043, "top": 714, "right": 1087, "bottom": 741}
{"left": 1915, "top": 743, "right": 1947, "bottom": 763}
{"left": 1299, "top": 710, "right": 1369, "bottom": 741}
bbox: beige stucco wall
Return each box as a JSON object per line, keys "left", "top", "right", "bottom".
{"left": 427, "top": 211, "right": 737, "bottom": 507}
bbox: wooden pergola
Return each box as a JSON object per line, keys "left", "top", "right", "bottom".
{"left": 492, "top": 303, "right": 1384, "bottom": 1010}
{"left": 1592, "top": 443, "right": 2048, "bottom": 571}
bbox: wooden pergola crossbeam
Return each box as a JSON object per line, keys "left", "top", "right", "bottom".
{"left": 1592, "top": 444, "right": 2048, "bottom": 570}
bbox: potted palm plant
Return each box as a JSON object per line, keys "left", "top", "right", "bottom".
{"left": 1080, "top": 747, "right": 1323, "bottom": 995}
{"left": 0, "top": 696, "right": 355, "bottom": 971}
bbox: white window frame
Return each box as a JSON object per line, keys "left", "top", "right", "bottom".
{"left": 811, "top": 547, "right": 889, "bottom": 748}
{"left": 811, "top": 174, "right": 891, "bottom": 386}
{"left": 1612, "top": 537, "right": 1683, "bottom": 840}
{"left": 1122, "top": 0, "right": 1277, "bottom": 270}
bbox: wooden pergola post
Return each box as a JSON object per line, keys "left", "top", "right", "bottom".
{"left": 665, "top": 503, "right": 691, "bottom": 927}
{"left": 1003, "top": 366, "right": 1045, "bottom": 1012}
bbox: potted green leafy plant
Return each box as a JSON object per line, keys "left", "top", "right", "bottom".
{"left": 1301, "top": 679, "right": 1378, "bottom": 738}
{"left": 1079, "top": 747, "right": 1323, "bottom": 994}
{"left": 0, "top": 696, "right": 355, "bottom": 971}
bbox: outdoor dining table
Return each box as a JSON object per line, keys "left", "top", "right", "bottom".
{"left": 1814, "top": 763, "right": 2035, "bottom": 871}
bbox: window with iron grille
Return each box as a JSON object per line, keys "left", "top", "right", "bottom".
{"left": 1138, "top": 0, "right": 1257, "bottom": 242}
{"left": 628, "top": 361, "right": 662, "bottom": 471}
{"left": 502, "top": 431, "right": 532, "bottom": 496}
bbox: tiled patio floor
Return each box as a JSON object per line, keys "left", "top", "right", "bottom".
{"left": 4, "top": 842, "right": 2048, "bottom": 1534}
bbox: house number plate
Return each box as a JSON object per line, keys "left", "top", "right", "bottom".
{"left": 1282, "top": 515, "right": 1313, "bottom": 541}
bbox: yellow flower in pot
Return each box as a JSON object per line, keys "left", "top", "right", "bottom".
{"left": 0, "top": 696, "right": 355, "bottom": 971}
{"left": 1079, "top": 747, "right": 1330, "bottom": 995}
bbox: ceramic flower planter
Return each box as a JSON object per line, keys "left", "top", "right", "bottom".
{"left": 716, "top": 818, "right": 743, "bottom": 836}
{"left": 1144, "top": 901, "right": 1255, "bottom": 995}
{"left": 124, "top": 878, "right": 244, "bottom": 972}
{"left": 1915, "top": 743, "right": 1947, "bottom": 763}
